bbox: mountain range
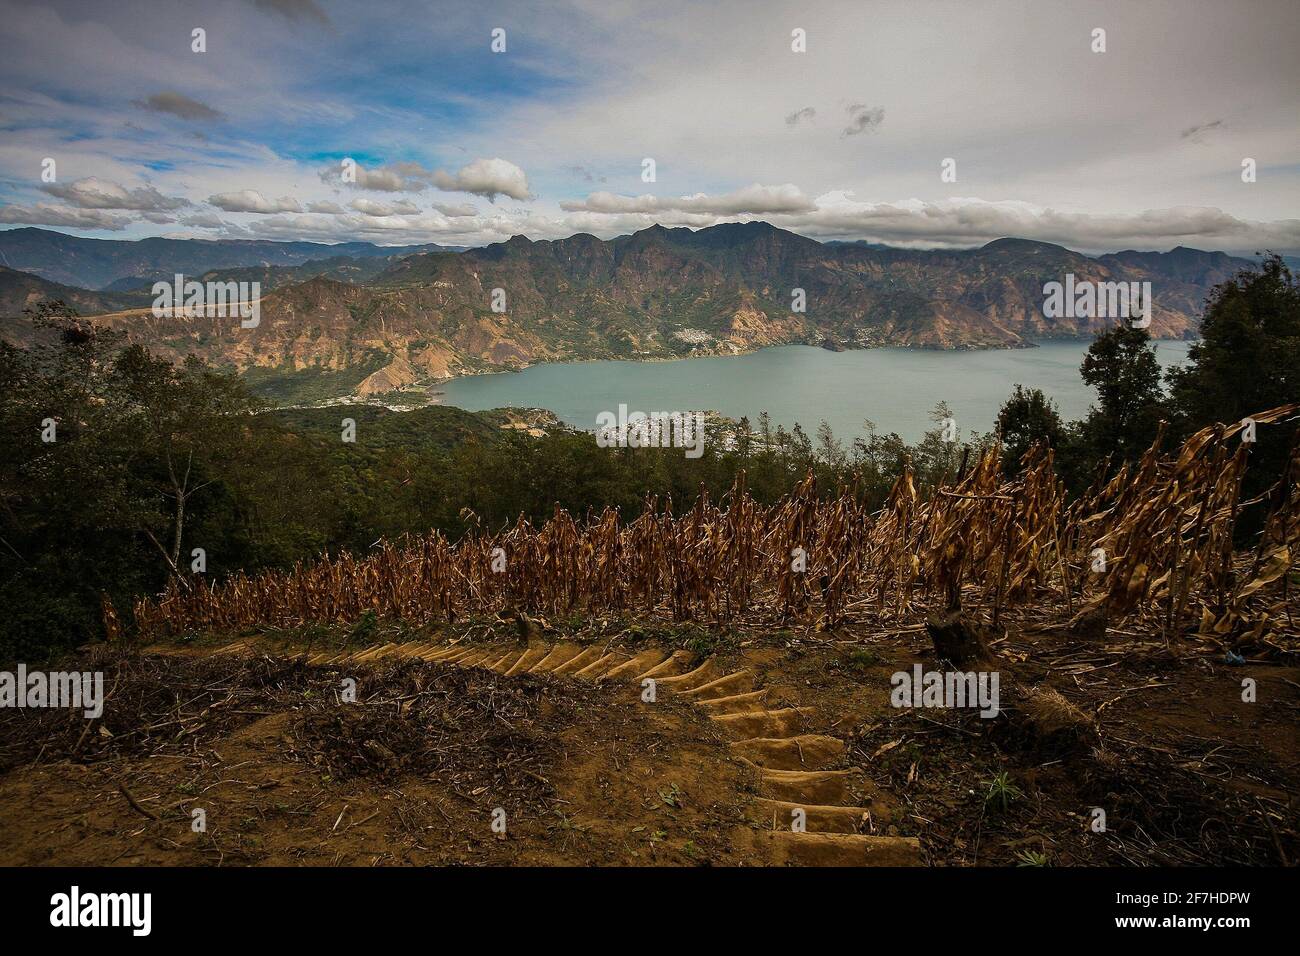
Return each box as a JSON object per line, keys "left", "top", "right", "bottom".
{"left": 0, "top": 226, "right": 457, "bottom": 290}
{"left": 0, "top": 223, "right": 1250, "bottom": 402}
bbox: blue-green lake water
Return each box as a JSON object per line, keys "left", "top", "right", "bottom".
{"left": 436, "top": 340, "right": 1194, "bottom": 444}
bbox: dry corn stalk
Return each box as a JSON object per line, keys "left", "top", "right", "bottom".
{"left": 133, "top": 406, "right": 1299, "bottom": 650}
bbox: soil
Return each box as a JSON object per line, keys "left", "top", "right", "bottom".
{"left": 0, "top": 652, "right": 763, "bottom": 866}
{"left": 1, "top": 602, "right": 1295, "bottom": 867}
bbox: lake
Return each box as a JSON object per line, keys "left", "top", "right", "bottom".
{"left": 436, "top": 340, "right": 1194, "bottom": 444}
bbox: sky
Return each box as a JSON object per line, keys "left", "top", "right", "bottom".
{"left": 0, "top": 0, "right": 1296, "bottom": 254}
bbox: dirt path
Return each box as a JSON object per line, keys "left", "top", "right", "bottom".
{"left": 0, "top": 637, "right": 919, "bottom": 866}
{"left": 3, "top": 614, "right": 1294, "bottom": 867}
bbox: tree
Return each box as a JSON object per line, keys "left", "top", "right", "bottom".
{"left": 0, "top": 305, "right": 154, "bottom": 657}
{"left": 1167, "top": 255, "right": 1299, "bottom": 448}
{"left": 1166, "top": 255, "right": 1300, "bottom": 528}
{"left": 0, "top": 303, "right": 261, "bottom": 657}
{"left": 996, "top": 385, "right": 1066, "bottom": 477}
{"left": 110, "top": 347, "right": 262, "bottom": 582}
{"left": 1077, "top": 324, "right": 1167, "bottom": 466}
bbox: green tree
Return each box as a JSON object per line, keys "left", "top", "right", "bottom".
{"left": 1077, "top": 325, "right": 1167, "bottom": 467}
{"left": 1166, "top": 255, "right": 1300, "bottom": 529}
{"left": 111, "top": 346, "right": 263, "bottom": 581}
{"left": 996, "top": 385, "right": 1066, "bottom": 477}
{"left": 1167, "top": 255, "right": 1299, "bottom": 446}
{"left": 0, "top": 305, "right": 153, "bottom": 658}
{"left": 0, "top": 304, "right": 262, "bottom": 658}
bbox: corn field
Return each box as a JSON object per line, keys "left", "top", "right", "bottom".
{"left": 131, "top": 405, "right": 1300, "bottom": 650}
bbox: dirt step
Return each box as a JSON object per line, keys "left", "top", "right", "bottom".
{"left": 393, "top": 642, "right": 437, "bottom": 659}
{"left": 350, "top": 643, "right": 398, "bottom": 663}
{"left": 754, "top": 767, "right": 862, "bottom": 804}
{"left": 728, "top": 735, "right": 845, "bottom": 771}
{"left": 635, "top": 650, "right": 695, "bottom": 681}
{"left": 471, "top": 648, "right": 504, "bottom": 669}
{"left": 528, "top": 644, "right": 583, "bottom": 674}
{"left": 504, "top": 646, "right": 548, "bottom": 675}
{"left": 573, "top": 652, "right": 622, "bottom": 679}
{"left": 655, "top": 657, "right": 721, "bottom": 691}
{"left": 600, "top": 650, "right": 666, "bottom": 681}
{"left": 756, "top": 831, "right": 922, "bottom": 867}
{"left": 682, "top": 669, "right": 754, "bottom": 698}
{"left": 694, "top": 690, "right": 768, "bottom": 715}
{"left": 487, "top": 649, "right": 525, "bottom": 672}
{"left": 712, "top": 707, "right": 816, "bottom": 740}
{"left": 455, "top": 649, "right": 496, "bottom": 668}
{"left": 549, "top": 646, "right": 605, "bottom": 676}
{"left": 748, "top": 799, "right": 876, "bottom": 834}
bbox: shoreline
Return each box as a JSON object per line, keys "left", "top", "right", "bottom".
{"left": 268, "top": 335, "right": 1198, "bottom": 421}
{"left": 420, "top": 333, "right": 1196, "bottom": 393}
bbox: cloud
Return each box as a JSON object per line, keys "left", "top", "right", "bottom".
{"left": 1181, "top": 119, "right": 1224, "bottom": 142}
{"left": 432, "top": 158, "right": 532, "bottom": 202}
{"left": 154, "top": 182, "right": 1300, "bottom": 255}
{"left": 564, "top": 164, "right": 606, "bottom": 184}
{"left": 841, "top": 104, "right": 884, "bottom": 137}
{"left": 561, "top": 183, "right": 817, "bottom": 216}
{"left": 247, "top": 0, "right": 330, "bottom": 25}
{"left": 349, "top": 197, "right": 421, "bottom": 217}
{"left": 431, "top": 201, "right": 479, "bottom": 218}
{"left": 777, "top": 195, "right": 1300, "bottom": 252}
{"left": 785, "top": 107, "right": 816, "bottom": 127}
{"left": 557, "top": 188, "right": 1299, "bottom": 253}
{"left": 180, "top": 211, "right": 226, "bottom": 228}
{"left": 132, "top": 91, "right": 224, "bottom": 122}
{"left": 208, "top": 190, "right": 302, "bottom": 213}
{"left": 306, "top": 200, "right": 345, "bottom": 214}
{"left": 319, "top": 161, "right": 431, "bottom": 192}
{"left": 41, "top": 177, "right": 189, "bottom": 211}
{"left": 0, "top": 202, "right": 131, "bottom": 230}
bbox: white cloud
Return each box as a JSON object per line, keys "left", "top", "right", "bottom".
{"left": 561, "top": 183, "right": 816, "bottom": 216}
{"left": 319, "top": 161, "right": 429, "bottom": 193}
{"left": 432, "top": 158, "right": 532, "bottom": 202}
{"left": 431, "top": 201, "right": 479, "bottom": 218}
{"left": 41, "top": 177, "right": 190, "bottom": 212}
{"left": 0, "top": 202, "right": 131, "bottom": 230}
{"left": 349, "top": 197, "right": 422, "bottom": 217}
{"left": 208, "top": 190, "right": 303, "bottom": 213}
{"left": 556, "top": 188, "right": 1300, "bottom": 253}
{"left": 0, "top": 0, "right": 1293, "bottom": 254}
{"left": 779, "top": 195, "right": 1300, "bottom": 251}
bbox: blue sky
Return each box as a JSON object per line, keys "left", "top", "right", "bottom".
{"left": 0, "top": 0, "right": 1296, "bottom": 254}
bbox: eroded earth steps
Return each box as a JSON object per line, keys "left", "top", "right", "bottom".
{"left": 150, "top": 637, "right": 922, "bottom": 866}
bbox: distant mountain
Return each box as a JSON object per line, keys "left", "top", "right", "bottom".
{"left": 99, "top": 254, "right": 410, "bottom": 294}
{"left": 0, "top": 222, "right": 1256, "bottom": 402}
{"left": 0, "top": 266, "right": 149, "bottom": 319}
{"left": 0, "top": 227, "right": 459, "bottom": 290}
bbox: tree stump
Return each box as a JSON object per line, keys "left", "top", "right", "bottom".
{"left": 925, "top": 611, "right": 993, "bottom": 666}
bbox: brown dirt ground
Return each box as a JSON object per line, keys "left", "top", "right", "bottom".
{"left": 1, "top": 601, "right": 1296, "bottom": 867}
{"left": 0, "top": 651, "right": 768, "bottom": 866}
{"left": 731, "top": 610, "right": 1299, "bottom": 866}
